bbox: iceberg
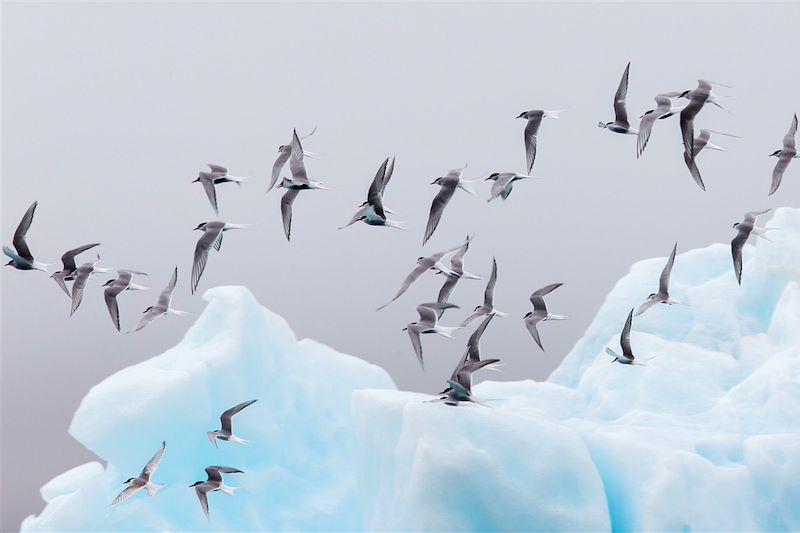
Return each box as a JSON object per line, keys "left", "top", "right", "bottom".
{"left": 23, "top": 208, "right": 800, "bottom": 532}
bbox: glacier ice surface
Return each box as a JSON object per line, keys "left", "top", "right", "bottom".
{"left": 22, "top": 208, "right": 800, "bottom": 532}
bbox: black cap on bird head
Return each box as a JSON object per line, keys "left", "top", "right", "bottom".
{"left": 193, "top": 223, "right": 207, "bottom": 231}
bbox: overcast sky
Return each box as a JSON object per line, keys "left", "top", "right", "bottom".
{"left": 3, "top": 2, "right": 799, "bottom": 529}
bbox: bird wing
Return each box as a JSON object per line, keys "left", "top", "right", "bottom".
{"left": 731, "top": 231, "right": 747, "bottom": 285}
{"left": 191, "top": 227, "right": 221, "bottom": 294}
{"left": 269, "top": 149, "right": 291, "bottom": 192}
{"left": 524, "top": 115, "right": 543, "bottom": 174}
{"left": 381, "top": 157, "right": 396, "bottom": 196}
{"left": 525, "top": 315, "right": 544, "bottom": 351}
{"left": 220, "top": 399, "right": 257, "bottom": 433}
{"left": 770, "top": 152, "right": 794, "bottom": 196}
{"left": 104, "top": 288, "right": 122, "bottom": 331}
{"left": 111, "top": 485, "right": 141, "bottom": 506}
{"left": 784, "top": 113, "right": 798, "bottom": 151}
{"left": 281, "top": 189, "right": 300, "bottom": 241}
{"left": 366, "top": 158, "right": 389, "bottom": 220}
{"left": 466, "top": 314, "right": 494, "bottom": 362}
{"left": 436, "top": 272, "right": 460, "bottom": 310}
{"left": 423, "top": 179, "right": 457, "bottom": 245}
{"left": 682, "top": 150, "right": 706, "bottom": 191}
{"left": 195, "top": 485, "right": 210, "bottom": 518}
{"left": 158, "top": 267, "right": 179, "bottom": 307}
{"left": 694, "top": 130, "right": 711, "bottom": 156}
{"left": 620, "top": 309, "right": 634, "bottom": 358}
{"left": 483, "top": 258, "right": 498, "bottom": 307}
{"left": 612, "top": 62, "right": 630, "bottom": 128}
{"left": 61, "top": 242, "right": 100, "bottom": 271}
{"left": 70, "top": 265, "right": 92, "bottom": 315}
{"left": 141, "top": 441, "right": 166, "bottom": 478}
{"left": 200, "top": 176, "right": 219, "bottom": 214}
{"left": 531, "top": 282, "right": 563, "bottom": 298}
{"left": 634, "top": 298, "right": 658, "bottom": 317}
{"left": 207, "top": 164, "right": 228, "bottom": 174}
{"left": 12, "top": 201, "right": 38, "bottom": 262}
{"left": 289, "top": 129, "right": 309, "bottom": 185}
{"left": 53, "top": 272, "right": 71, "bottom": 297}
{"left": 407, "top": 325, "right": 424, "bottom": 369}
{"left": 659, "top": 242, "right": 677, "bottom": 295}
{"left": 134, "top": 306, "right": 165, "bottom": 332}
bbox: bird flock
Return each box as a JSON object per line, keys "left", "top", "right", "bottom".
{"left": 3, "top": 60, "right": 793, "bottom": 516}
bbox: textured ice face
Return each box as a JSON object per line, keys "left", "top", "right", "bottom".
{"left": 23, "top": 209, "right": 800, "bottom": 532}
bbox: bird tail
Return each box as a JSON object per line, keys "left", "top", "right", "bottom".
{"left": 544, "top": 110, "right": 563, "bottom": 119}
{"left": 457, "top": 180, "right": 478, "bottom": 197}
{"left": 705, "top": 141, "right": 727, "bottom": 152}
{"left": 303, "top": 150, "right": 321, "bottom": 158}
{"left": 219, "top": 484, "right": 238, "bottom": 496}
{"left": 146, "top": 482, "right": 165, "bottom": 497}
{"left": 384, "top": 219, "right": 408, "bottom": 231}
{"left": 435, "top": 325, "right": 463, "bottom": 339}
{"left": 546, "top": 313, "right": 568, "bottom": 320}
{"left": 129, "top": 283, "right": 150, "bottom": 291}
{"left": 459, "top": 270, "right": 483, "bottom": 280}
{"left": 228, "top": 434, "right": 252, "bottom": 445}
{"left": 167, "top": 308, "right": 190, "bottom": 316}
{"left": 224, "top": 223, "right": 251, "bottom": 230}
{"left": 492, "top": 310, "right": 510, "bottom": 318}
{"left": 33, "top": 261, "right": 51, "bottom": 272}
{"left": 606, "top": 347, "right": 621, "bottom": 359}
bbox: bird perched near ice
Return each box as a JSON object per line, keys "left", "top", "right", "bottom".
{"left": 133, "top": 267, "right": 188, "bottom": 332}
{"left": 524, "top": 283, "right": 567, "bottom": 351}
{"left": 768, "top": 113, "right": 798, "bottom": 196}
{"left": 268, "top": 126, "right": 318, "bottom": 193}
{"left": 50, "top": 243, "right": 101, "bottom": 296}
{"left": 423, "top": 165, "right": 477, "bottom": 245}
{"left": 485, "top": 172, "right": 533, "bottom": 202}
{"left": 635, "top": 242, "right": 681, "bottom": 316}
{"left": 403, "top": 302, "right": 462, "bottom": 369}
{"left": 606, "top": 309, "right": 651, "bottom": 365}
{"left": 102, "top": 270, "right": 149, "bottom": 332}
{"left": 190, "top": 466, "right": 244, "bottom": 519}
{"left": 460, "top": 257, "right": 509, "bottom": 327}
{"left": 192, "top": 164, "right": 248, "bottom": 215}
{"left": 277, "top": 129, "right": 330, "bottom": 241}
{"left": 598, "top": 62, "right": 638, "bottom": 135}
{"left": 517, "top": 109, "right": 561, "bottom": 175}
{"left": 111, "top": 441, "right": 166, "bottom": 505}
{"left": 340, "top": 157, "right": 405, "bottom": 230}
{"left": 70, "top": 255, "right": 113, "bottom": 316}
{"left": 207, "top": 399, "right": 257, "bottom": 447}
{"left": 377, "top": 239, "right": 473, "bottom": 310}
{"left": 3, "top": 201, "right": 49, "bottom": 272}
{"left": 731, "top": 209, "right": 774, "bottom": 285}
{"left": 191, "top": 221, "right": 249, "bottom": 294}
{"left": 636, "top": 93, "right": 684, "bottom": 157}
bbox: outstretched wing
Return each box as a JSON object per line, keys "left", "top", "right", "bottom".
{"left": 12, "top": 201, "right": 38, "bottom": 262}
{"left": 659, "top": 242, "right": 677, "bottom": 294}
{"left": 140, "top": 441, "right": 166, "bottom": 479}
{"left": 220, "top": 399, "right": 257, "bottom": 433}
{"left": 612, "top": 62, "right": 630, "bottom": 128}
{"left": 423, "top": 180, "right": 457, "bottom": 245}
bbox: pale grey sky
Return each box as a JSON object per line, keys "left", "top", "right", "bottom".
{"left": 2, "top": 2, "right": 798, "bottom": 529}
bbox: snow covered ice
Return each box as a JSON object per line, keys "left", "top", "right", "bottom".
{"left": 23, "top": 208, "right": 800, "bottom": 532}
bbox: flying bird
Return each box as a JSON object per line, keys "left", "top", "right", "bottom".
{"left": 190, "top": 466, "right": 244, "bottom": 519}
{"left": 70, "top": 255, "right": 111, "bottom": 316}
{"left": 731, "top": 209, "right": 774, "bottom": 285}
{"left": 340, "top": 157, "right": 404, "bottom": 229}
{"left": 268, "top": 126, "right": 318, "bottom": 192}
{"left": 768, "top": 113, "right": 798, "bottom": 195}
{"left": 435, "top": 235, "right": 481, "bottom": 317}
{"left": 636, "top": 94, "right": 684, "bottom": 157}
{"left": 377, "top": 240, "right": 470, "bottom": 310}
{"left": 485, "top": 172, "right": 533, "bottom": 202}
{"left": 192, "top": 165, "right": 247, "bottom": 214}
{"left": 111, "top": 441, "right": 166, "bottom": 505}
{"left": 440, "top": 314, "right": 501, "bottom": 395}
{"left": 102, "top": 270, "right": 149, "bottom": 331}
{"left": 133, "top": 267, "right": 188, "bottom": 332}
{"left": 460, "top": 258, "right": 509, "bottom": 327}
{"left": 606, "top": 309, "right": 650, "bottom": 365}
{"left": 635, "top": 242, "right": 680, "bottom": 316}
{"left": 207, "top": 399, "right": 257, "bottom": 447}
{"left": 676, "top": 80, "right": 727, "bottom": 189}
{"left": 422, "top": 165, "right": 477, "bottom": 245}
{"left": 524, "top": 283, "right": 567, "bottom": 351}
{"left": 403, "top": 302, "right": 462, "bottom": 369}
{"left": 277, "top": 129, "right": 329, "bottom": 241}
{"left": 191, "top": 221, "right": 248, "bottom": 294}
{"left": 51, "top": 243, "right": 101, "bottom": 296}
{"left": 517, "top": 109, "right": 561, "bottom": 174}
{"left": 598, "top": 62, "right": 638, "bottom": 135}
{"left": 4, "top": 201, "right": 49, "bottom": 272}
{"left": 682, "top": 129, "right": 739, "bottom": 190}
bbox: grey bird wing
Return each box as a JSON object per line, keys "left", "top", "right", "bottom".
{"left": 436, "top": 272, "right": 460, "bottom": 309}
{"left": 269, "top": 149, "right": 291, "bottom": 192}
{"left": 466, "top": 314, "right": 494, "bottom": 363}
{"left": 61, "top": 242, "right": 100, "bottom": 271}
{"left": 381, "top": 157, "right": 395, "bottom": 195}
{"left": 659, "top": 242, "right": 677, "bottom": 295}
{"left": 423, "top": 178, "right": 457, "bottom": 245}
{"left": 612, "top": 62, "right": 630, "bottom": 128}
{"left": 104, "top": 287, "right": 122, "bottom": 331}
{"left": 220, "top": 399, "right": 257, "bottom": 433}
{"left": 53, "top": 272, "right": 71, "bottom": 297}
{"left": 530, "top": 283, "right": 563, "bottom": 312}
{"left": 134, "top": 305, "right": 165, "bottom": 332}
{"left": 191, "top": 226, "right": 222, "bottom": 294}
{"left": 200, "top": 176, "right": 219, "bottom": 214}
{"left": 731, "top": 230, "right": 747, "bottom": 285}
{"left": 111, "top": 485, "right": 141, "bottom": 506}
{"left": 195, "top": 485, "right": 210, "bottom": 518}
{"left": 634, "top": 298, "right": 658, "bottom": 317}
{"left": 490, "top": 174, "right": 515, "bottom": 200}
{"left": 205, "top": 466, "right": 242, "bottom": 483}
{"left": 532, "top": 282, "right": 563, "bottom": 298}
{"left": 289, "top": 129, "right": 309, "bottom": 185}
{"left": 367, "top": 158, "right": 389, "bottom": 220}
{"left": 281, "top": 189, "right": 300, "bottom": 241}
{"left": 70, "top": 265, "right": 92, "bottom": 315}
{"left": 680, "top": 99, "right": 704, "bottom": 161}
{"left": 637, "top": 97, "right": 672, "bottom": 157}
{"left": 457, "top": 357, "right": 501, "bottom": 390}
{"left": 483, "top": 258, "right": 498, "bottom": 307}
{"left": 784, "top": 113, "right": 798, "bottom": 151}
{"left": 682, "top": 150, "right": 706, "bottom": 191}
{"left": 12, "top": 201, "right": 38, "bottom": 262}
{"left": 620, "top": 308, "right": 634, "bottom": 359}
{"left": 158, "top": 267, "right": 179, "bottom": 307}
{"left": 407, "top": 325, "right": 424, "bottom": 369}
{"left": 770, "top": 152, "right": 794, "bottom": 195}
{"left": 140, "top": 441, "right": 166, "bottom": 479}
{"left": 524, "top": 115, "right": 543, "bottom": 174}
{"left": 525, "top": 315, "right": 544, "bottom": 350}
{"left": 208, "top": 164, "right": 228, "bottom": 174}
{"left": 694, "top": 130, "right": 711, "bottom": 156}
